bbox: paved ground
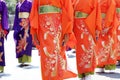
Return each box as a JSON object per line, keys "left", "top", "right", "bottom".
{"left": 0, "top": 31, "right": 120, "bottom": 80}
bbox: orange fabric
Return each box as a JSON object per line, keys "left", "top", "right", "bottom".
{"left": 71, "top": 0, "right": 76, "bottom": 6}
{"left": 66, "top": 32, "right": 77, "bottom": 49}
{"left": 74, "top": 0, "right": 102, "bottom": 42}
{"left": 96, "top": 0, "right": 119, "bottom": 67}
{"left": 74, "top": 18, "right": 96, "bottom": 74}
{"left": 30, "top": 0, "right": 76, "bottom": 80}
{"left": 115, "top": 0, "right": 120, "bottom": 7}
{"left": 115, "top": 0, "right": 120, "bottom": 60}
{"left": 65, "top": 0, "right": 77, "bottom": 49}
{"left": 73, "top": 0, "right": 101, "bottom": 74}
{"left": 99, "top": 0, "right": 116, "bottom": 28}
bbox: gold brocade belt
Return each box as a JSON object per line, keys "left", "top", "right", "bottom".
{"left": 19, "top": 12, "right": 30, "bottom": 18}
{"left": 117, "top": 8, "right": 120, "bottom": 14}
{"left": 39, "top": 5, "right": 61, "bottom": 14}
{"left": 75, "top": 11, "right": 88, "bottom": 18}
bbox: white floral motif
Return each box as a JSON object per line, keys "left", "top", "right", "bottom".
{"left": 98, "top": 36, "right": 114, "bottom": 63}
{"left": 77, "top": 20, "right": 95, "bottom": 68}
{"left": 98, "top": 18, "right": 115, "bottom": 62}
{"left": 40, "top": 14, "right": 65, "bottom": 77}
{"left": 98, "top": 40, "right": 111, "bottom": 62}
{"left": 117, "top": 13, "right": 120, "bottom": 59}
{"left": 78, "top": 20, "right": 89, "bottom": 34}
{"left": 117, "top": 42, "right": 120, "bottom": 56}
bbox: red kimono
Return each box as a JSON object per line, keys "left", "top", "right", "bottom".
{"left": 96, "top": 0, "right": 119, "bottom": 67}
{"left": 30, "top": 0, "right": 76, "bottom": 80}
{"left": 115, "top": 0, "right": 120, "bottom": 61}
{"left": 73, "top": 0, "right": 101, "bottom": 75}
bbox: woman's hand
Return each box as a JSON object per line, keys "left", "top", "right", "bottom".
{"left": 33, "top": 33, "right": 40, "bottom": 46}
{"left": 0, "top": 30, "right": 5, "bottom": 38}
{"left": 62, "top": 34, "right": 69, "bottom": 46}
{"left": 96, "top": 30, "right": 100, "bottom": 40}
{"left": 19, "top": 18, "right": 29, "bottom": 29}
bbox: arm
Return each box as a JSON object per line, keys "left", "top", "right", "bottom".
{"left": 104, "top": 0, "right": 116, "bottom": 28}
{"left": 1, "top": 1, "right": 9, "bottom": 38}
{"left": 61, "top": 0, "right": 74, "bottom": 46}
{"left": 29, "top": 0, "right": 40, "bottom": 49}
{"left": 13, "top": 5, "right": 19, "bottom": 40}
{"left": 96, "top": 0, "right": 102, "bottom": 40}
{"left": 13, "top": 5, "right": 19, "bottom": 30}
{"left": 84, "top": 0, "right": 97, "bottom": 42}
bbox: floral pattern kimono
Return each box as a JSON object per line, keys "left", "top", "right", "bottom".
{"left": 30, "top": 0, "right": 76, "bottom": 80}
{"left": 96, "top": 0, "right": 119, "bottom": 68}
{"left": 13, "top": 0, "right": 32, "bottom": 64}
{"left": 73, "top": 0, "right": 101, "bottom": 77}
{"left": 115, "top": 0, "right": 120, "bottom": 61}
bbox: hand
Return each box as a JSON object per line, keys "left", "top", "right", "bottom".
{"left": 33, "top": 33, "right": 40, "bottom": 46}
{"left": 0, "top": 30, "right": 5, "bottom": 38}
{"left": 19, "top": 18, "right": 29, "bottom": 29}
{"left": 95, "top": 30, "right": 100, "bottom": 40}
{"left": 62, "top": 34, "right": 69, "bottom": 46}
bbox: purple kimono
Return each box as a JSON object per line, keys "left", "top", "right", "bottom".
{"left": 13, "top": 0, "right": 32, "bottom": 59}
{"left": 0, "top": 0, "right": 8, "bottom": 66}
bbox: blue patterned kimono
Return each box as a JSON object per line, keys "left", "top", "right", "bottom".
{"left": 13, "top": 0, "right": 32, "bottom": 63}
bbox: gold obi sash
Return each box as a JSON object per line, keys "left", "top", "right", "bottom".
{"left": 39, "top": 5, "right": 61, "bottom": 14}
{"left": 75, "top": 11, "right": 88, "bottom": 18}
{"left": 117, "top": 8, "right": 120, "bottom": 14}
{"left": 19, "top": 12, "right": 30, "bottom": 18}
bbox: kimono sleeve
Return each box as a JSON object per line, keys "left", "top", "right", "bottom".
{"left": 104, "top": 0, "right": 116, "bottom": 28}
{"left": 13, "top": 5, "right": 19, "bottom": 40}
{"left": 29, "top": 0, "right": 39, "bottom": 35}
{"left": 1, "top": 1, "right": 8, "bottom": 31}
{"left": 61, "top": 0, "right": 74, "bottom": 38}
{"left": 84, "top": 0, "right": 97, "bottom": 42}
{"left": 13, "top": 5, "right": 19, "bottom": 30}
{"left": 1, "top": 1, "right": 9, "bottom": 36}
{"left": 96, "top": 0, "right": 102, "bottom": 31}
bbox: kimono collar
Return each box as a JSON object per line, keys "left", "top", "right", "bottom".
{"left": 0, "top": 0, "right": 4, "bottom": 2}
{"left": 18, "top": 0, "right": 26, "bottom": 8}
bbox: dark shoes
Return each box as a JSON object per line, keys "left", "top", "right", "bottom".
{"left": 0, "top": 70, "right": 3, "bottom": 73}
{"left": 18, "top": 63, "right": 30, "bottom": 68}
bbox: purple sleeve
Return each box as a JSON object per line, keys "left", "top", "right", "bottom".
{"left": 13, "top": 5, "right": 19, "bottom": 30}
{"left": 2, "top": 1, "right": 9, "bottom": 30}
{"left": 29, "top": 1, "right": 32, "bottom": 12}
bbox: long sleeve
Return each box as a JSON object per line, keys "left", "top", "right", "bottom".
{"left": 96, "top": 0, "right": 102, "bottom": 31}
{"left": 61, "top": 0, "right": 74, "bottom": 39}
{"left": 29, "top": 0, "right": 40, "bottom": 49}
{"left": 1, "top": 1, "right": 8, "bottom": 30}
{"left": 13, "top": 6, "right": 19, "bottom": 30}
{"left": 110, "top": 4, "right": 119, "bottom": 33}
{"left": 13, "top": 6, "right": 19, "bottom": 40}
{"left": 84, "top": 0, "right": 97, "bottom": 41}
{"left": 105, "top": 0, "right": 116, "bottom": 28}
{"left": 29, "top": 0, "right": 39, "bottom": 35}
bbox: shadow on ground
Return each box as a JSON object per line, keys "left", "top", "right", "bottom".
{"left": 0, "top": 73, "right": 11, "bottom": 78}
{"left": 97, "top": 66, "right": 120, "bottom": 79}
